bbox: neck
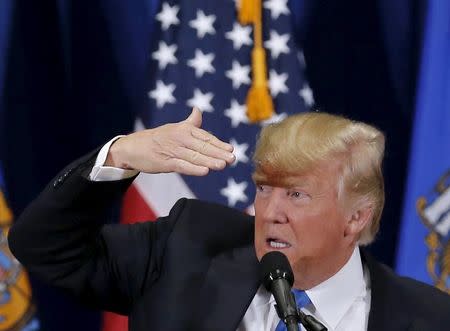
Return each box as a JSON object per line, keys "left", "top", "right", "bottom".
{"left": 292, "top": 245, "right": 357, "bottom": 289}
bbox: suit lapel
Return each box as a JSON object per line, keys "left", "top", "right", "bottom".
{"left": 193, "top": 244, "right": 260, "bottom": 331}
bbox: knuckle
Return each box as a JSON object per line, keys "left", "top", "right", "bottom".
{"left": 173, "top": 160, "right": 183, "bottom": 173}
{"left": 173, "top": 146, "right": 184, "bottom": 155}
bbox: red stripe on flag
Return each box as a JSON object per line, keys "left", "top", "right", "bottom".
{"left": 102, "top": 312, "right": 128, "bottom": 331}
{"left": 120, "top": 183, "right": 157, "bottom": 224}
{"left": 102, "top": 184, "right": 158, "bottom": 331}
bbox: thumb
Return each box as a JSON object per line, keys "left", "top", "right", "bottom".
{"left": 184, "top": 107, "right": 202, "bottom": 128}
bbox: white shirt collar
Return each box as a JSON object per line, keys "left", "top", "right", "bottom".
{"left": 305, "top": 247, "right": 365, "bottom": 329}
{"left": 255, "top": 247, "right": 366, "bottom": 329}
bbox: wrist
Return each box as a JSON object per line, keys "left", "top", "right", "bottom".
{"left": 105, "top": 137, "right": 133, "bottom": 170}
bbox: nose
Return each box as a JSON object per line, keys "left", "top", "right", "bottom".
{"left": 262, "top": 188, "right": 288, "bottom": 224}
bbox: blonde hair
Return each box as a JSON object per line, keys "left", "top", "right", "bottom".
{"left": 252, "top": 112, "right": 385, "bottom": 245}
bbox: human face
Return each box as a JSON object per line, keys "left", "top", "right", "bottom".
{"left": 254, "top": 163, "right": 353, "bottom": 288}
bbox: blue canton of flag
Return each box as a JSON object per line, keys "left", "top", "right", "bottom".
{"left": 132, "top": 0, "right": 314, "bottom": 215}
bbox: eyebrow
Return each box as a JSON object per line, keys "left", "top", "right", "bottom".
{"left": 254, "top": 178, "right": 315, "bottom": 189}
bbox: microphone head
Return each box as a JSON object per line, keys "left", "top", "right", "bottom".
{"left": 260, "top": 251, "right": 294, "bottom": 291}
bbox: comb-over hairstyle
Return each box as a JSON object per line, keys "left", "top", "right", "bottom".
{"left": 252, "top": 112, "right": 385, "bottom": 245}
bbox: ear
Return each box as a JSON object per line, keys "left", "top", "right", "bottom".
{"left": 344, "top": 203, "right": 373, "bottom": 240}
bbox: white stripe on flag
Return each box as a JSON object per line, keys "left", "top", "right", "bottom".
{"left": 134, "top": 172, "right": 195, "bottom": 217}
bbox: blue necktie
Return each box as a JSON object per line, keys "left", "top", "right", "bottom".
{"left": 274, "top": 289, "right": 311, "bottom": 331}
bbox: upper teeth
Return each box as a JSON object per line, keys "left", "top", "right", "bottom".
{"left": 269, "top": 240, "right": 290, "bottom": 248}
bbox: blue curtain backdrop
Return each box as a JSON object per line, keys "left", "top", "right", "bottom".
{"left": 396, "top": 0, "right": 450, "bottom": 292}
{"left": 0, "top": 0, "right": 13, "bottom": 152}
{"left": 0, "top": 0, "right": 427, "bottom": 330}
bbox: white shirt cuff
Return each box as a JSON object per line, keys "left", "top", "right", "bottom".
{"left": 89, "top": 136, "right": 139, "bottom": 181}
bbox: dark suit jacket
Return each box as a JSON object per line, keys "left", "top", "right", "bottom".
{"left": 8, "top": 151, "right": 450, "bottom": 331}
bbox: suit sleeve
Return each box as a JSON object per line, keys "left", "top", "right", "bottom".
{"left": 8, "top": 150, "right": 186, "bottom": 314}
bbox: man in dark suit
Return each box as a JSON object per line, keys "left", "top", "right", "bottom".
{"left": 8, "top": 109, "right": 450, "bottom": 330}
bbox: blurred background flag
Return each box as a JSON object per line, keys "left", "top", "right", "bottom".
{"left": 395, "top": 0, "right": 450, "bottom": 293}
{"left": 124, "top": 0, "right": 313, "bottom": 219}
{"left": 0, "top": 165, "right": 40, "bottom": 331}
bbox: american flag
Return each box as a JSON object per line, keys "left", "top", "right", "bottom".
{"left": 102, "top": 0, "right": 313, "bottom": 330}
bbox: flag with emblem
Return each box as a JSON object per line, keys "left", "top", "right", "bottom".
{"left": 102, "top": 1, "right": 314, "bottom": 329}
{"left": 0, "top": 165, "right": 40, "bottom": 331}
{"left": 395, "top": 0, "right": 450, "bottom": 294}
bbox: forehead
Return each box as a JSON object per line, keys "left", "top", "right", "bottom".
{"left": 255, "top": 159, "right": 343, "bottom": 189}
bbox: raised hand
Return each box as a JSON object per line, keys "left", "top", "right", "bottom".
{"left": 105, "top": 107, "right": 235, "bottom": 176}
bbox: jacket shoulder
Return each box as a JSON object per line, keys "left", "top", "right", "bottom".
{"left": 365, "top": 252, "right": 450, "bottom": 326}
{"left": 166, "top": 198, "right": 255, "bottom": 253}
{"left": 394, "top": 272, "right": 450, "bottom": 314}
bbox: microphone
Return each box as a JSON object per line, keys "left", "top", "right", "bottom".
{"left": 260, "top": 251, "right": 328, "bottom": 331}
{"left": 260, "top": 251, "right": 299, "bottom": 331}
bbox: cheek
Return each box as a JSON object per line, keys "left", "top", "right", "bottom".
{"left": 290, "top": 210, "right": 345, "bottom": 253}
{"left": 253, "top": 215, "right": 265, "bottom": 260}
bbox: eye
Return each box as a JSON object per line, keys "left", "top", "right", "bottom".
{"left": 256, "top": 184, "right": 272, "bottom": 195}
{"left": 288, "top": 190, "right": 309, "bottom": 200}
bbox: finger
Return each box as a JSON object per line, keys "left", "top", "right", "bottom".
{"left": 167, "top": 158, "right": 210, "bottom": 176}
{"left": 185, "top": 139, "right": 235, "bottom": 165}
{"left": 176, "top": 146, "right": 227, "bottom": 170}
{"left": 183, "top": 107, "right": 202, "bottom": 128}
{"left": 191, "top": 127, "right": 234, "bottom": 152}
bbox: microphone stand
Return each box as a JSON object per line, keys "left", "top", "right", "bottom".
{"left": 275, "top": 303, "right": 328, "bottom": 331}
{"left": 296, "top": 309, "right": 327, "bottom": 331}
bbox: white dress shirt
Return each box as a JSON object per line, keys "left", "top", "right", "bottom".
{"left": 90, "top": 138, "right": 372, "bottom": 331}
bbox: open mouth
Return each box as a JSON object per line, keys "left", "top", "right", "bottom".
{"left": 267, "top": 238, "right": 291, "bottom": 249}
